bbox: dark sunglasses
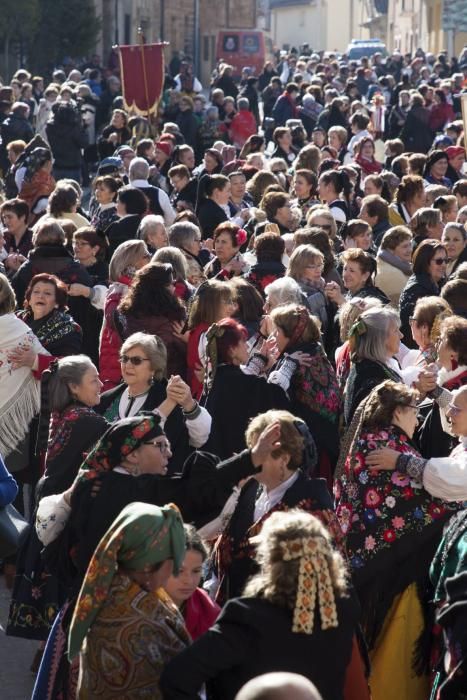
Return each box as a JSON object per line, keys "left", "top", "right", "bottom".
{"left": 433, "top": 257, "right": 447, "bottom": 265}
{"left": 120, "top": 355, "right": 150, "bottom": 366}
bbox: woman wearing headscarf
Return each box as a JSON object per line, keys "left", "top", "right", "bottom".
{"left": 161, "top": 510, "right": 358, "bottom": 700}
{"left": 32, "top": 414, "right": 283, "bottom": 699}
{"left": 69, "top": 501, "right": 188, "bottom": 699}
{"left": 17, "top": 146, "right": 56, "bottom": 223}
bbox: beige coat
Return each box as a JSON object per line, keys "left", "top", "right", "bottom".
{"left": 375, "top": 257, "right": 410, "bottom": 307}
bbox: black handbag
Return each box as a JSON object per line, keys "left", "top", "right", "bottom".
{"left": 0, "top": 503, "right": 30, "bottom": 558}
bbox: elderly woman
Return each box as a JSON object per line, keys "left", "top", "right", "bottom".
{"left": 443, "top": 222, "right": 467, "bottom": 277}
{"left": 11, "top": 218, "right": 93, "bottom": 308}
{"left": 99, "top": 240, "right": 151, "bottom": 390}
{"left": 68, "top": 502, "right": 188, "bottom": 699}
{"left": 399, "top": 239, "right": 448, "bottom": 347}
{"left": 335, "top": 296, "right": 383, "bottom": 392}
{"left": 7, "top": 355, "right": 107, "bottom": 649}
{"left": 245, "top": 233, "right": 286, "bottom": 295}
{"left": 153, "top": 245, "right": 193, "bottom": 304}
{"left": 204, "top": 222, "right": 248, "bottom": 280}
{"left": 266, "top": 305, "right": 341, "bottom": 482}
{"left": 35, "top": 413, "right": 280, "bottom": 698}
{"left": 423, "top": 150, "right": 452, "bottom": 189}
{"left": 286, "top": 244, "right": 329, "bottom": 334}
{"left": 209, "top": 409, "right": 339, "bottom": 600}
{"left": 168, "top": 221, "right": 206, "bottom": 286}
{"left": 335, "top": 380, "right": 459, "bottom": 700}
{"left": 162, "top": 509, "right": 357, "bottom": 700}
{"left": 13, "top": 273, "right": 82, "bottom": 375}
{"left": 400, "top": 296, "right": 451, "bottom": 373}
{"left": 97, "top": 332, "right": 210, "bottom": 472}
{"left": 137, "top": 214, "right": 168, "bottom": 255}
{"left": 325, "top": 248, "right": 389, "bottom": 309}
{"left": 375, "top": 225, "right": 413, "bottom": 306}
{"left": 344, "top": 306, "right": 402, "bottom": 424}
{"left": 0, "top": 274, "right": 44, "bottom": 460}
{"left": 307, "top": 207, "right": 342, "bottom": 254}
{"left": 417, "top": 315, "right": 467, "bottom": 459}
{"left": 117, "top": 262, "right": 187, "bottom": 378}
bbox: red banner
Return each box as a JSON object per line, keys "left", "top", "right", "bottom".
{"left": 118, "top": 43, "right": 165, "bottom": 115}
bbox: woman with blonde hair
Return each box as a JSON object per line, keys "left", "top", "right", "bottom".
{"left": 161, "top": 509, "right": 358, "bottom": 700}
{"left": 286, "top": 244, "right": 329, "bottom": 334}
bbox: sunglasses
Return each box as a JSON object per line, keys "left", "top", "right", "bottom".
{"left": 144, "top": 439, "right": 171, "bottom": 454}
{"left": 433, "top": 257, "right": 447, "bottom": 265}
{"left": 120, "top": 355, "right": 150, "bottom": 366}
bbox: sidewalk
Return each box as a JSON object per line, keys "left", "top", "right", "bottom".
{"left": 0, "top": 575, "right": 37, "bottom": 700}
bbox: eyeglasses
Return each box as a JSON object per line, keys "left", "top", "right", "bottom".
{"left": 447, "top": 402, "right": 463, "bottom": 416}
{"left": 315, "top": 223, "right": 332, "bottom": 231}
{"left": 306, "top": 263, "right": 324, "bottom": 270}
{"left": 144, "top": 439, "right": 171, "bottom": 454}
{"left": 433, "top": 257, "right": 447, "bottom": 265}
{"left": 120, "top": 355, "right": 150, "bottom": 366}
{"left": 409, "top": 316, "right": 418, "bottom": 323}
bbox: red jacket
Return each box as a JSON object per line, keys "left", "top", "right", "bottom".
{"left": 98, "top": 278, "right": 130, "bottom": 390}
{"left": 229, "top": 110, "right": 257, "bottom": 149}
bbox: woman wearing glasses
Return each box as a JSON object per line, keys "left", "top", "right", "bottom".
{"left": 399, "top": 239, "right": 448, "bottom": 348}
{"left": 97, "top": 332, "right": 211, "bottom": 473}
{"left": 286, "top": 245, "right": 330, "bottom": 337}
{"left": 335, "top": 380, "right": 459, "bottom": 700}
{"left": 33, "top": 414, "right": 283, "bottom": 698}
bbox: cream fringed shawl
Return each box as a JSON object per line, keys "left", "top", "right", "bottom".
{"left": 0, "top": 313, "right": 47, "bottom": 457}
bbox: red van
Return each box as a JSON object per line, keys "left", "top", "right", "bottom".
{"left": 216, "top": 30, "right": 269, "bottom": 77}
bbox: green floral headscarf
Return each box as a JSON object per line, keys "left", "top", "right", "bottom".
{"left": 68, "top": 501, "right": 186, "bottom": 660}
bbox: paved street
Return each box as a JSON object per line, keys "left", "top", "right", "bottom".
{"left": 0, "top": 575, "right": 37, "bottom": 700}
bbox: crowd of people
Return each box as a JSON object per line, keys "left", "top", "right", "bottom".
{"left": 0, "top": 41, "right": 467, "bottom": 699}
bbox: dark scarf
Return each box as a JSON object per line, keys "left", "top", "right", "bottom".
{"left": 19, "top": 308, "right": 79, "bottom": 351}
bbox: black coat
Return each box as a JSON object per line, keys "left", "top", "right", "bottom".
{"left": 197, "top": 198, "right": 229, "bottom": 239}
{"left": 47, "top": 449, "right": 260, "bottom": 590}
{"left": 11, "top": 245, "right": 93, "bottom": 308}
{"left": 96, "top": 381, "right": 193, "bottom": 474}
{"left": 217, "top": 472, "right": 335, "bottom": 601}
{"left": 106, "top": 214, "right": 143, "bottom": 257}
{"left": 160, "top": 591, "right": 357, "bottom": 700}
{"left": 344, "top": 359, "right": 401, "bottom": 425}
{"left": 202, "top": 364, "right": 290, "bottom": 460}
{"left": 399, "top": 273, "right": 440, "bottom": 348}
{"left": 400, "top": 106, "right": 433, "bottom": 154}
{"left": 46, "top": 121, "right": 88, "bottom": 170}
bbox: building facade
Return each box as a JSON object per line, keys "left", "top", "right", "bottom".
{"left": 94, "top": 0, "right": 258, "bottom": 84}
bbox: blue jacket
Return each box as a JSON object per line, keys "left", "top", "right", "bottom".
{"left": 0, "top": 456, "right": 18, "bottom": 507}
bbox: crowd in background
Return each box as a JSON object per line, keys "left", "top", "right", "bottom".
{"left": 0, "top": 41, "right": 467, "bottom": 700}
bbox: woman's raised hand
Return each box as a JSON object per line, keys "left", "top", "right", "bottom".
{"left": 8, "top": 347, "right": 36, "bottom": 369}
{"left": 166, "top": 375, "right": 196, "bottom": 412}
{"left": 251, "top": 421, "right": 282, "bottom": 468}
